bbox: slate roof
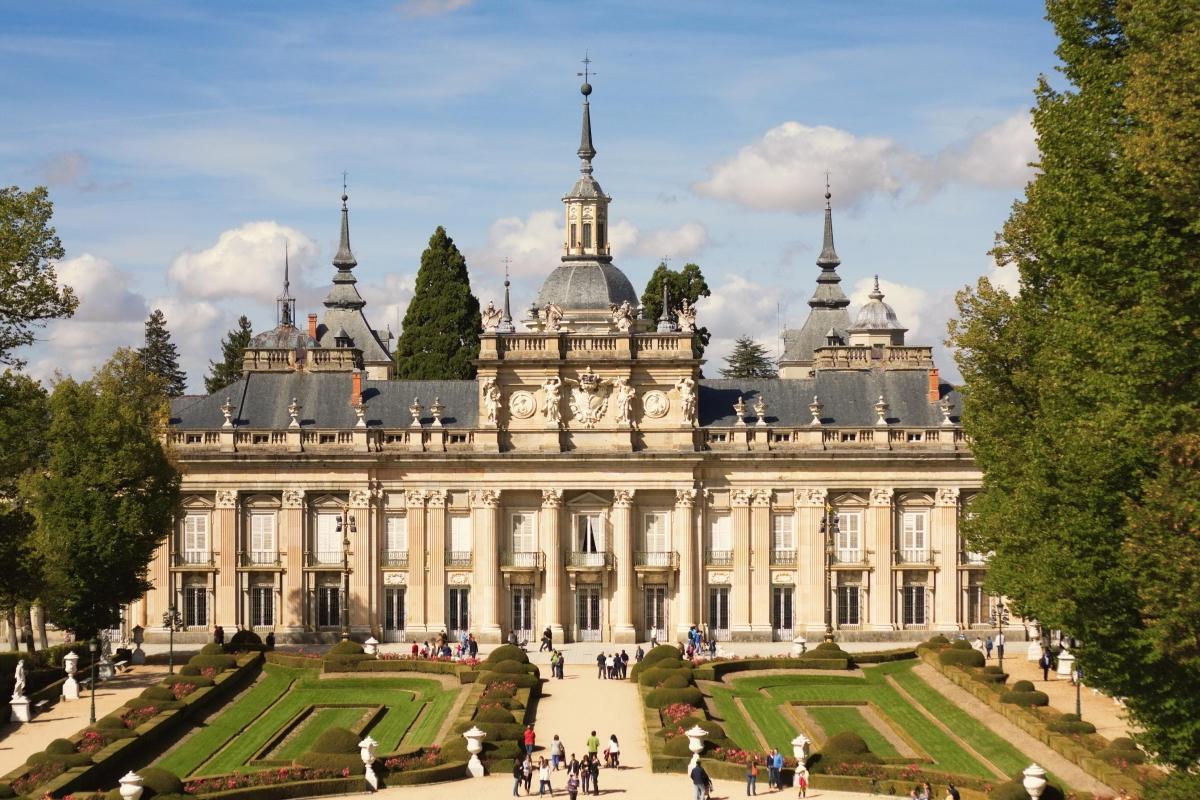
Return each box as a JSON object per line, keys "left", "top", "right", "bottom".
{"left": 535, "top": 258, "right": 639, "bottom": 311}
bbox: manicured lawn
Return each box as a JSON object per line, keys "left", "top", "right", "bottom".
{"left": 805, "top": 706, "right": 900, "bottom": 758}
{"left": 156, "top": 663, "right": 459, "bottom": 777}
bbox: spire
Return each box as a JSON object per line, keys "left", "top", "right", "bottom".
{"left": 277, "top": 242, "right": 296, "bottom": 326}
{"left": 333, "top": 188, "right": 357, "bottom": 270}
{"left": 577, "top": 53, "right": 596, "bottom": 174}
{"left": 817, "top": 173, "right": 840, "bottom": 269}
{"left": 656, "top": 281, "right": 677, "bottom": 332}
{"left": 324, "top": 184, "right": 366, "bottom": 311}
{"left": 498, "top": 258, "right": 515, "bottom": 333}
{"left": 870, "top": 274, "right": 883, "bottom": 300}
{"left": 807, "top": 175, "right": 850, "bottom": 311}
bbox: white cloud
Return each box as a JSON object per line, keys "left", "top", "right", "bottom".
{"left": 622, "top": 222, "right": 709, "bottom": 261}
{"left": 847, "top": 276, "right": 931, "bottom": 341}
{"left": 168, "top": 221, "right": 320, "bottom": 301}
{"left": 40, "top": 151, "right": 89, "bottom": 187}
{"left": 397, "top": 0, "right": 472, "bottom": 17}
{"left": 931, "top": 112, "right": 1038, "bottom": 191}
{"left": 697, "top": 274, "right": 798, "bottom": 371}
{"left": 55, "top": 253, "right": 147, "bottom": 323}
{"left": 984, "top": 256, "right": 1021, "bottom": 295}
{"left": 360, "top": 272, "right": 417, "bottom": 346}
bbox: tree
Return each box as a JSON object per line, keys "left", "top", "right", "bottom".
{"left": 0, "top": 186, "right": 78, "bottom": 367}
{"left": 947, "top": 0, "right": 1200, "bottom": 767}
{"left": 139, "top": 308, "right": 187, "bottom": 397}
{"left": 640, "top": 261, "right": 712, "bottom": 356}
{"left": 719, "top": 336, "right": 778, "bottom": 379}
{"left": 204, "top": 315, "right": 252, "bottom": 395}
{"left": 393, "top": 226, "right": 481, "bottom": 380}
{"left": 23, "top": 349, "right": 180, "bottom": 640}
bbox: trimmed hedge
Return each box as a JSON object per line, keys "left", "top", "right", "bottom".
{"left": 926, "top": 634, "right": 951, "bottom": 646}
{"left": 187, "top": 654, "right": 236, "bottom": 671}
{"left": 637, "top": 666, "right": 694, "bottom": 687}
{"left": 329, "top": 639, "right": 365, "bottom": 656}
{"left": 311, "top": 727, "right": 358, "bottom": 753}
{"left": 824, "top": 731, "right": 870, "bottom": 754}
{"left": 351, "top": 659, "right": 462, "bottom": 675}
{"left": 487, "top": 660, "right": 530, "bottom": 675}
{"left": 999, "top": 689, "right": 1050, "bottom": 707}
{"left": 139, "top": 767, "right": 184, "bottom": 799}
{"left": 162, "top": 674, "right": 214, "bottom": 688}
{"left": 990, "top": 779, "right": 1067, "bottom": 800}
{"left": 484, "top": 645, "right": 529, "bottom": 665}
{"left": 225, "top": 630, "right": 265, "bottom": 652}
{"left": 1012, "top": 679, "right": 1035, "bottom": 692}
{"left": 1047, "top": 713, "right": 1097, "bottom": 735}
{"left": 474, "top": 708, "right": 517, "bottom": 724}
{"left": 199, "top": 643, "right": 225, "bottom": 656}
{"left": 479, "top": 671, "right": 537, "bottom": 689}
{"left": 644, "top": 686, "right": 704, "bottom": 709}
{"left": 939, "top": 648, "right": 986, "bottom": 668}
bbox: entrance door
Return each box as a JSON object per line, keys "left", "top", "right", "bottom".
{"left": 511, "top": 587, "right": 534, "bottom": 644}
{"left": 836, "top": 584, "right": 861, "bottom": 626}
{"left": 317, "top": 586, "right": 341, "bottom": 629}
{"left": 576, "top": 587, "right": 601, "bottom": 641}
{"left": 644, "top": 586, "right": 667, "bottom": 643}
{"left": 902, "top": 585, "right": 927, "bottom": 627}
{"left": 771, "top": 587, "right": 794, "bottom": 640}
{"left": 448, "top": 587, "right": 470, "bottom": 638}
{"left": 383, "top": 588, "right": 406, "bottom": 642}
{"left": 708, "top": 587, "right": 730, "bottom": 641}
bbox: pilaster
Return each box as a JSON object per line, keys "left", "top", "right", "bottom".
{"left": 868, "top": 488, "right": 895, "bottom": 631}
{"left": 674, "top": 488, "right": 698, "bottom": 639}
{"left": 795, "top": 489, "right": 827, "bottom": 636}
{"left": 281, "top": 489, "right": 305, "bottom": 633}
{"left": 349, "top": 488, "right": 374, "bottom": 634}
{"left": 472, "top": 490, "right": 502, "bottom": 642}
{"left": 750, "top": 489, "right": 773, "bottom": 637}
{"left": 214, "top": 490, "right": 238, "bottom": 630}
{"left": 730, "top": 489, "right": 752, "bottom": 638}
{"left": 933, "top": 488, "right": 961, "bottom": 631}
{"left": 540, "top": 489, "right": 565, "bottom": 642}
{"left": 426, "top": 491, "right": 447, "bottom": 633}
{"left": 405, "top": 490, "right": 428, "bottom": 634}
{"left": 611, "top": 489, "right": 636, "bottom": 643}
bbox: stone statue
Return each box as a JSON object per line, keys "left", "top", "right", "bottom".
{"left": 565, "top": 367, "right": 610, "bottom": 428}
{"left": 481, "top": 378, "right": 502, "bottom": 427}
{"left": 481, "top": 301, "right": 503, "bottom": 332}
{"left": 675, "top": 376, "right": 697, "bottom": 424}
{"left": 612, "top": 377, "right": 636, "bottom": 427}
{"left": 543, "top": 303, "right": 564, "bottom": 332}
{"left": 608, "top": 300, "right": 635, "bottom": 333}
{"left": 542, "top": 376, "right": 563, "bottom": 424}
{"left": 677, "top": 298, "right": 697, "bottom": 333}
{"left": 13, "top": 659, "right": 26, "bottom": 699}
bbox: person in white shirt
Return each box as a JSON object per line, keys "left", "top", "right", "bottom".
{"left": 608, "top": 734, "right": 620, "bottom": 768}
{"left": 538, "top": 757, "right": 552, "bottom": 795}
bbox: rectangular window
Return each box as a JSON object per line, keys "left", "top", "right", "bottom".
{"left": 315, "top": 513, "right": 341, "bottom": 564}
{"left": 707, "top": 513, "right": 731, "bottom": 565}
{"left": 317, "top": 586, "right": 341, "bottom": 627}
{"left": 967, "top": 582, "right": 987, "bottom": 625}
{"left": 570, "top": 223, "right": 577, "bottom": 249}
{"left": 576, "top": 513, "right": 603, "bottom": 553}
{"left": 645, "top": 587, "right": 667, "bottom": 641}
{"left": 597, "top": 223, "right": 606, "bottom": 249}
{"left": 771, "top": 513, "right": 795, "bottom": 564}
{"left": 183, "top": 513, "right": 209, "bottom": 563}
{"left": 183, "top": 586, "right": 207, "bottom": 627}
{"left": 708, "top": 587, "right": 730, "bottom": 639}
{"left": 836, "top": 511, "right": 862, "bottom": 563}
{"left": 582, "top": 223, "right": 592, "bottom": 248}
{"left": 901, "top": 512, "right": 928, "bottom": 562}
{"left": 385, "top": 515, "right": 407, "bottom": 565}
{"left": 448, "top": 587, "right": 470, "bottom": 635}
{"left": 449, "top": 514, "right": 472, "bottom": 553}
{"left": 250, "top": 586, "right": 273, "bottom": 627}
{"left": 771, "top": 587, "right": 794, "bottom": 638}
{"left": 644, "top": 511, "right": 669, "bottom": 553}
{"left": 249, "top": 513, "right": 276, "bottom": 563}
{"left": 512, "top": 512, "right": 536, "bottom": 553}
{"left": 836, "top": 584, "right": 861, "bottom": 626}
{"left": 511, "top": 587, "right": 534, "bottom": 639}
{"left": 576, "top": 587, "right": 601, "bottom": 641}
{"left": 384, "top": 588, "right": 405, "bottom": 634}
{"left": 902, "top": 585, "right": 927, "bottom": 626}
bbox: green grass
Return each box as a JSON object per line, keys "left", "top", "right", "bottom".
{"left": 708, "top": 685, "right": 761, "bottom": 749}
{"left": 155, "top": 664, "right": 458, "bottom": 777}
{"left": 805, "top": 706, "right": 900, "bottom": 758}
{"left": 273, "top": 706, "right": 374, "bottom": 760}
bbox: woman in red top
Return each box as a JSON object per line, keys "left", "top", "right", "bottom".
{"left": 524, "top": 724, "right": 537, "bottom": 756}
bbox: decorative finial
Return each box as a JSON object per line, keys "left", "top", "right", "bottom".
{"left": 754, "top": 395, "right": 768, "bottom": 426}
{"left": 278, "top": 241, "right": 296, "bottom": 326}
{"left": 220, "top": 397, "right": 234, "bottom": 429}
{"left": 656, "top": 282, "right": 677, "bottom": 332}
{"left": 817, "top": 175, "right": 840, "bottom": 269}
{"left": 940, "top": 396, "right": 954, "bottom": 426}
{"left": 341, "top": 171, "right": 349, "bottom": 205}
{"left": 870, "top": 275, "right": 884, "bottom": 300}
{"left": 430, "top": 397, "right": 445, "bottom": 428}
{"left": 874, "top": 395, "right": 889, "bottom": 426}
{"left": 576, "top": 54, "right": 596, "bottom": 172}
{"left": 354, "top": 402, "right": 367, "bottom": 428}
{"left": 498, "top": 259, "right": 515, "bottom": 333}
{"left": 577, "top": 50, "right": 595, "bottom": 93}
{"left": 333, "top": 184, "right": 357, "bottom": 270}
{"left": 409, "top": 397, "right": 423, "bottom": 428}
{"left": 288, "top": 397, "right": 301, "bottom": 429}
{"left": 824, "top": 170, "right": 832, "bottom": 207}
{"left": 733, "top": 396, "right": 747, "bottom": 426}
{"left": 809, "top": 395, "right": 823, "bottom": 426}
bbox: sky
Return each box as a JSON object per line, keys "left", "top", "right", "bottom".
{"left": 1, "top": 1, "right": 1057, "bottom": 391}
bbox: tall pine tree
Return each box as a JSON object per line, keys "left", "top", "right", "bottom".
{"left": 139, "top": 308, "right": 187, "bottom": 397}
{"left": 719, "top": 336, "right": 778, "bottom": 378}
{"left": 948, "top": 0, "right": 1200, "bottom": 769}
{"left": 640, "top": 261, "right": 712, "bottom": 356}
{"left": 394, "top": 226, "right": 481, "bottom": 379}
{"left": 204, "top": 315, "right": 252, "bottom": 394}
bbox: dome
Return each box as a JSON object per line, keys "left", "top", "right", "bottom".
{"left": 535, "top": 259, "right": 638, "bottom": 311}
{"left": 250, "top": 324, "right": 318, "bottom": 350}
{"left": 848, "top": 277, "right": 906, "bottom": 331}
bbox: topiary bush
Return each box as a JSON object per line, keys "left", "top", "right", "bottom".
{"left": 0, "top": 781, "right": 14, "bottom": 798}
{"left": 488, "top": 660, "right": 529, "bottom": 675}
{"left": 187, "top": 654, "right": 235, "bottom": 671}
{"left": 1097, "top": 738, "right": 1145, "bottom": 765}
{"left": 162, "top": 674, "right": 213, "bottom": 688}
{"left": 27, "top": 738, "right": 92, "bottom": 768}
{"left": 644, "top": 686, "right": 704, "bottom": 709}
{"left": 812, "top": 730, "right": 882, "bottom": 769}
{"left": 138, "top": 767, "right": 184, "bottom": 799}
{"left": 663, "top": 735, "right": 698, "bottom": 757}
{"left": 328, "top": 639, "right": 364, "bottom": 656}
{"left": 226, "top": 629, "right": 264, "bottom": 652}
{"left": 1047, "top": 713, "right": 1096, "bottom": 735}
{"left": 638, "top": 666, "right": 694, "bottom": 687}
{"left": 926, "top": 634, "right": 951, "bottom": 646}
{"left": 950, "top": 639, "right": 974, "bottom": 651}
{"left": 648, "top": 657, "right": 687, "bottom": 671}
{"left": 939, "top": 648, "right": 986, "bottom": 668}
{"left": 641, "top": 645, "right": 683, "bottom": 665}
{"left": 1012, "top": 680, "right": 1035, "bottom": 692}
{"left": 480, "top": 672, "right": 537, "bottom": 689}
{"left": 311, "top": 727, "right": 359, "bottom": 753}
{"left": 1000, "top": 689, "right": 1050, "bottom": 707}
{"left": 178, "top": 665, "right": 201, "bottom": 676}
{"left": 485, "top": 645, "right": 529, "bottom": 665}
{"left": 142, "top": 686, "right": 176, "bottom": 702}
{"left": 199, "top": 643, "right": 224, "bottom": 656}
{"left": 45, "top": 739, "right": 75, "bottom": 755}
{"left": 823, "top": 732, "right": 870, "bottom": 754}
{"left": 658, "top": 674, "right": 692, "bottom": 689}
{"left": 297, "top": 727, "right": 366, "bottom": 771}
{"left": 475, "top": 707, "right": 517, "bottom": 724}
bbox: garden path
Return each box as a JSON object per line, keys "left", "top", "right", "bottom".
{"left": 911, "top": 662, "right": 1114, "bottom": 796}
{"left": 1001, "top": 647, "right": 1136, "bottom": 741}
{"left": 0, "top": 665, "right": 167, "bottom": 775}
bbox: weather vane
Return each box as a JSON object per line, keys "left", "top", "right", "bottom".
{"left": 578, "top": 51, "right": 595, "bottom": 83}
{"left": 342, "top": 170, "right": 349, "bottom": 195}
{"left": 502, "top": 256, "right": 512, "bottom": 282}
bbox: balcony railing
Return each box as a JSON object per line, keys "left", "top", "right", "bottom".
{"left": 770, "top": 549, "right": 797, "bottom": 566}
{"left": 309, "top": 551, "right": 344, "bottom": 566}
{"left": 174, "top": 551, "right": 212, "bottom": 566}
{"left": 960, "top": 551, "right": 989, "bottom": 566}
{"left": 241, "top": 551, "right": 279, "bottom": 566}
{"left": 895, "top": 548, "right": 935, "bottom": 565}
{"left": 831, "top": 549, "right": 868, "bottom": 565}
{"left": 501, "top": 551, "right": 545, "bottom": 569}
{"left": 567, "top": 551, "right": 610, "bottom": 568}
{"left": 635, "top": 551, "right": 679, "bottom": 569}
{"left": 705, "top": 549, "right": 733, "bottom": 567}
{"left": 383, "top": 550, "right": 409, "bottom": 567}
{"left": 446, "top": 551, "right": 473, "bottom": 568}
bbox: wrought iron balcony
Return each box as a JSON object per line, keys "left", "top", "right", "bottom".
{"left": 770, "top": 549, "right": 797, "bottom": 566}
{"left": 959, "top": 551, "right": 989, "bottom": 567}
{"left": 566, "top": 551, "right": 611, "bottom": 569}
{"left": 173, "top": 551, "right": 213, "bottom": 567}
{"left": 383, "top": 550, "right": 409, "bottom": 567}
{"left": 446, "top": 551, "right": 473, "bottom": 568}
{"left": 704, "top": 549, "right": 733, "bottom": 567}
{"left": 308, "top": 550, "right": 345, "bottom": 567}
{"left": 501, "top": 551, "right": 545, "bottom": 570}
{"left": 240, "top": 551, "right": 280, "bottom": 567}
{"left": 894, "top": 548, "right": 937, "bottom": 566}
{"left": 830, "top": 549, "right": 869, "bottom": 566}
{"left": 635, "top": 551, "right": 679, "bottom": 569}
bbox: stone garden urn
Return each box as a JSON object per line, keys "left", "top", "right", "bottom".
{"left": 131, "top": 625, "right": 147, "bottom": 665}
{"left": 118, "top": 771, "right": 144, "bottom": 800}
{"left": 1022, "top": 763, "right": 1047, "bottom": 799}
{"left": 1056, "top": 649, "right": 1075, "bottom": 680}
{"left": 463, "top": 725, "right": 487, "bottom": 777}
{"left": 363, "top": 636, "right": 379, "bottom": 656}
{"left": 359, "top": 736, "right": 379, "bottom": 791}
{"left": 792, "top": 636, "right": 807, "bottom": 656}
{"left": 62, "top": 651, "right": 80, "bottom": 701}
{"left": 791, "top": 734, "right": 811, "bottom": 763}
{"left": 685, "top": 725, "right": 708, "bottom": 757}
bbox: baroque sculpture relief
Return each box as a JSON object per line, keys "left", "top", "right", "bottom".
{"left": 674, "top": 376, "right": 697, "bottom": 425}
{"left": 608, "top": 300, "right": 635, "bottom": 332}
{"left": 349, "top": 489, "right": 372, "bottom": 507}
{"left": 542, "top": 377, "right": 563, "bottom": 425}
{"left": 481, "top": 377, "right": 501, "bottom": 427}
{"left": 677, "top": 298, "right": 697, "bottom": 333}
{"left": 215, "top": 490, "right": 238, "bottom": 509}
{"left": 642, "top": 390, "right": 669, "bottom": 419}
{"left": 508, "top": 391, "right": 537, "bottom": 420}
{"left": 282, "top": 488, "right": 305, "bottom": 509}
{"left": 543, "top": 303, "right": 564, "bottom": 332}
{"left": 612, "top": 376, "right": 636, "bottom": 427}
{"left": 566, "top": 367, "right": 609, "bottom": 428}
{"left": 481, "top": 301, "right": 503, "bottom": 332}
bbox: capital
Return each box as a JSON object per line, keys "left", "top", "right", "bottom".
{"left": 730, "top": 489, "right": 752, "bottom": 508}
{"left": 752, "top": 488, "right": 773, "bottom": 508}
{"left": 541, "top": 488, "right": 564, "bottom": 508}
{"left": 426, "top": 490, "right": 447, "bottom": 508}
{"left": 935, "top": 487, "right": 960, "bottom": 508}
{"left": 472, "top": 489, "right": 501, "bottom": 508}
{"left": 612, "top": 488, "right": 636, "bottom": 508}
{"left": 870, "top": 487, "right": 895, "bottom": 508}
{"left": 675, "top": 488, "right": 698, "bottom": 508}
{"left": 282, "top": 488, "right": 305, "bottom": 509}
{"left": 404, "top": 489, "right": 427, "bottom": 508}
{"left": 349, "top": 488, "right": 373, "bottom": 508}
{"left": 215, "top": 489, "right": 238, "bottom": 509}
{"left": 794, "top": 488, "right": 827, "bottom": 508}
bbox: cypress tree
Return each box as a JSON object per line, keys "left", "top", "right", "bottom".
{"left": 640, "top": 261, "right": 712, "bottom": 356}
{"left": 719, "top": 336, "right": 778, "bottom": 379}
{"left": 204, "top": 315, "right": 252, "bottom": 395}
{"left": 139, "top": 308, "right": 187, "bottom": 397}
{"left": 394, "top": 226, "right": 481, "bottom": 380}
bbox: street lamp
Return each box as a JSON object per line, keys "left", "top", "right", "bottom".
{"left": 336, "top": 509, "right": 357, "bottom": 641}
{"left": 1074, "top": 644, "right": 1083, "bottom": 719}
{"left": 162, "top": 606, "right": 183, "bottom": 674}
{"left": 818, "top": 503, "right": 840, "bottom": 643}
{"left": 88, "top": 638, "right": 98, "bottom": 724}
{"left": 990, "top": 598, "right": 1010, "bottom": 672}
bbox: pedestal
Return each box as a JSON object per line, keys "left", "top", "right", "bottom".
{"left": 63, "top": 676, "right": 80, "bottom": 701}
{"left": 131, "top": 646, "right": 146, "bottom": 666}
{"left": 98, "top": 658, "right": 114, "bottom": 681}
{"left": 10, "top": 697, "right": 31, "bottom": 722}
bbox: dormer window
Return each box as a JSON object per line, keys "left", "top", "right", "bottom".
{"left": 336, "top": 336, "right": 351, "bottom": 348}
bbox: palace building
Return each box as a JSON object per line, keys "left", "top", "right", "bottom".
{"left": 145, "top": 81, "right": 986, "bottom": 644}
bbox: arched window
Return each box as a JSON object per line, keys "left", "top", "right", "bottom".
{"left": 582, "top": 223, "right": 592, "bottom": 249}
{"left": 570, "top": 224, "right": 577, "bottom": 249}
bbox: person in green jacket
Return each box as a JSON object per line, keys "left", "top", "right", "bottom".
{"left": 586, "top": 730, "right": 600, "bottom": 758}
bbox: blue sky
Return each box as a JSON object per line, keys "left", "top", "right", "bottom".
{"left": 1, "top": 1, "right": 1057, "bottom": 390}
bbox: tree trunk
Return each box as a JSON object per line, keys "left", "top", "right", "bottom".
{"left": 4, "top": 606, "right": 16, "bottom": 651}
{"left": 35, "top": 604, "right": 49, "bottom": 650}
{"left": 22, "top": 605, "right": 35, "bottom": 654}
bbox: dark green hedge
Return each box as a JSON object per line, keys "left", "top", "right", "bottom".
{"left": 162, "top": 674, "right": 215, "bottom": 688}
{"left": 225, "top": 630, "right": 265, "bottom": 652}
{"left": 637, "top": 666, "right": 694, "bottom": 687}
{"left": 644, "top": 687, "right": 704, "bottom": 709}
{"left": 1000, "top": 690, "right": 1050, "bottom": 707}
{"left": 1047, "top": 713, "right": 1096, "bottom": 735}
{"left": 851, "top": 649, "right": 918, "bottom": 664}
{"left": 938, "top": 649, "right": 985, "bottom": 668}
{"left": 187, "top": 654, "right": 236, "bottom": 671}
{"left": 139, "top": 767, "right": 184, "bottom": 798}
{"left": 294, "top": 753, "right": 363, "bottom": 772}
{"left": 485, "top": 645, "right": 529, "bottom": 665}
{"left": 329, "top": 639, "right": 364, "bottom": 656}
{"left": 474, "top": 708, "right": 517, "bottom": 724}
{"left": 311, "top": 727, "right": 358, "bottom": 753}
{"left": 1012, "top": 679, "right": 1035, "bottom": 692}
{"left": 199, "top": 643, "right": 225, "bottom": 656}
{"left": 479, "top": 671, "right": 537, "bottom": 689}
{"left": 353, "top": 659, "right": 461, "bottom": 674}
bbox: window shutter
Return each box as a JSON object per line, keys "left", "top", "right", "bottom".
{"left": 251, "top": 514, "right": 274, "bottom": 553}
{"left": 710, "top": 514, "right": 731, "bottom": 551}
{"left": 771, "top": 513, "right": 794, "bottom": 550}
{"left": 450, "top": 515, "right": 472, "bottom": 552}
{"left": 386, "top": 515, "right": 407, "bottom": 552}
{"left": 512, "top": 513, "right": 535, "bottom": 552}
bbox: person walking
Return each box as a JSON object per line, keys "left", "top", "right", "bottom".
{"left": 551, "top": 735, "right": 563, "bottom": 770}
{"left": 796, "top": 765, "right": 808, "bottom": 798}
{"left": 538, "top": 757, "right": 552, "bottom": 796}
{"left": 1039, "top": 648, "right": 1052, "bottom": 681}
{"left": 568, "top": 753, "right": 580, "bottom": 778}
{"left": 746, "top": 756, "right": 759, "bottom": 795}
{"left": 619, "top": 649, "right": 629, "bottom": 679}
{"left": 947, "top": 783, "right": 961, "bottom": 800}
{"left": 691, "top": 761, "right": 712, "bottom": 800}
{"left": 524, "top": 724, "right": 537, "bottom": 757}
{"left": 985, "top": 635, "right": 994, "bottom": 660}
{"left": 635, "top": 645, "right": 644, "bottom": 663}
{"left": 596, "top": 651, "right": 607, "bottom": 679}
{"left": 588, "top": 752, "right": 600, "bottom": 795}
{"left": 566, "top": 770, "right": 579, "bottom": 800}
{"left": 586, "top": 730, "right": 600, "bottom": 760}
{"left": 580, "top": 755, "right": 592, "bottom": 795}
{"left": 522, "top": 754, "right": 534, "bottom": 794}
{"left": 608, "top": 734, "right": 620, "bottom": 768}
{"left": 512, "top": 758, "right": 524, "bottom": 797}
{"left": 996, "top": 631, "right": 1006, "bottom": 661}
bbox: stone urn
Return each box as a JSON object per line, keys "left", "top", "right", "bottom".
{"left": 131, "top": 625, "right": 147, "bottom": 665}
{"left": 1023, "top": 763, "right": 1047, "bottom": 799}
{"left": 1056, "top": 649, "right": 1075, "bottom": 680}
{"left": 62, "top": 651, "right": 80, "bottom": 701}
{"left": 685, "top": 725, "right": 708, "bottom": 758}
{"left": 791, "top": 636, "right": 807, "bottom": 657}
{"left": 463, "top": 725, "right": 487, "bottom": 777}
{"left": 791, "top": 734, "right": 811, "bottom": 764}
{"left": 363, "top": 636, "right": 379, "bottom": 657}
{"left": 359, "top": 736, "right": 379, "bottom": 791}
{"left": 118, "top": 771, "right": 144, "bottom": 800}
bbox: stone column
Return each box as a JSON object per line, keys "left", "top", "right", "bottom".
{"left": 933, "top": 488, "right": 961, "bottom": 631}
{"left": 471, "top": 490, "right": 502, "bottom": 643}
{"left": 426, "top": 491, "right": 447, "bottom": 633}
{"left": 214, "top": 490, "right": 239, "bottom": 630}
{"left": 540, "top": 489, "right": 565, "bottom": 643}
{"left": 751, "top": 489, "right": 773, "bottom": 638}
{"left": 674, "top": 488, "right": 698, "bottom": 639}
{"left": 795, "top": 489, "right": 827, "bottom": 636}
{"left": 149, "top": 538, "right": 171, "bottom": 632}
{"left": 349, "top": 488, "right": 374, "bottom": 634}
{"left": 281, "top": 489, "right": 305, "bottom": 634}
{"left": 611, "top": 489, "right": 636, "bottom": 643}
{"left": 868, "top": 488, "right": 895, "bottom": 631}
{"left": 730, "top": 489, "right": 752, "bottom": 638}
{"left": 405, "top": 490, "right": 428, "bottom": 635}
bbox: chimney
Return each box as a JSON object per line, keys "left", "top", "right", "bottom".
{"left": 307, "top": 313, "right": 318, "bottom": 340}
{"left": 351, "top": 371, "right": 362, "bottom": 406}
{"left": 928, "top": 367, "right": 941, "bottom": 402}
